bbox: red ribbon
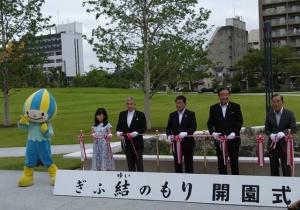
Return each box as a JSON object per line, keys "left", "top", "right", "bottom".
{"left": 173, "top": 135, "right": 183, "bottom": 164}
{"left": 285, "top": 133, "right": 295, "bottom": 176}
{"left": 126, "top": 133, "right": 133, "bottom": 142}
{"left": 217, "top": 135, "right": 228, "bottom": 166}
{"left": 78, "top": 131, "right": 87, "bottom": 161}
{"left": 256, "top": 135, "right": 265, "bottom": 167}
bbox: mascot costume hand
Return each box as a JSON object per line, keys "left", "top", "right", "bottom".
{"left": 18, "top": 89, "right": 58, "bottom": 187}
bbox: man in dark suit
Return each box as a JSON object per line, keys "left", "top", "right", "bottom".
{"left": 265, "top": 94, "right": 297, "bottom": 176}
{"left": 166, "top": 95, "right": 197, "bottom": 173}
{"left": 207, "top": 87, "right": 243, "bottom": 175}
{"left": 116, "top": 97, "right": 146, "bottom": 172}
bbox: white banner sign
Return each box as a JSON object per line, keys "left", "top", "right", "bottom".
{"left": 54, "top": 170, "right": 300, "bottom": 208}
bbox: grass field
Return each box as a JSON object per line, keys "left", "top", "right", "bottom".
{"left": 0, "top": 155, "right": 80, "bottom": 171}
{"left": 0, "top": 88, "right": 300, "bottom": 148}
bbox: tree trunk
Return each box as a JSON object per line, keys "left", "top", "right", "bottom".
{"left": 144, "top": 56, "right": 151, "bottom": 130}
{"left": 2, "top": 88, "right": 10, "bottom": 126}
{"left": 142, "top": 0, "right": 151, "bottom": 130}
{"left": 1, "top": 0, "right": 11, "bottom": 126}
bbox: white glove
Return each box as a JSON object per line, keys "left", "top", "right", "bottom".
{"left": 179, "top": 132, "right": 188, "bottom": 139}
{"left": 107, "top": 133, "right": 113, "bottom": 140}
{"left": 212, "top": 132, "right": 221, "bottom": 140}
{"left": 277, "top": 132, "right": 285, "bottom": 139}
{"left": 270, "top": 133, "right": 277, "bottom": 141}
{"left": 129, "top": 131, "right": 138, "bottom": 138}
{"left": 227, "top": 132, "right": 236, "bottom": 140}
{"left": 116, "top": 131, "right": 123, "bottom": 136}
{"left": 167, "top": 135, "right": 174, "bottom": 144}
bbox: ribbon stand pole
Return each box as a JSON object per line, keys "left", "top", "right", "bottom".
{"left": 78, "top": 130, "right": 86, "bottom": 170}
{"left": 156, "top": 130, "right": 160, "bottom": 172}
{"left": 203, "top": 131, "right": 208, "bottom": 174}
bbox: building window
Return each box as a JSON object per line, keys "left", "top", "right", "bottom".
{"left": 56, "top": 51, "right": 62, "bottom": 55}
{"left": 47, "top": 59, "right": 55, "bottom": 64}
{"left": 46, "top": 52, "right": 55, "bottom": 56}
{"left": 56, "top": 59, "right": 63, "bottom": 63}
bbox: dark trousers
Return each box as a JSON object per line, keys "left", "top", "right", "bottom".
{"left": 125, "top": 145, "right": 144, "bottom": 172}
{"left": 268, "top": 140, "right": 291, "bottom": 176}
{"left": 173, "top": 140, "right": 194, "bottom": 173}
{"left": 215, "top": 140, "right": 240, "bottom": 175}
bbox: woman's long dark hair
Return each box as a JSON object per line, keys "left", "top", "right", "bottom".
{"left": 94, "top": 108, "right": 108, "bottom": 126}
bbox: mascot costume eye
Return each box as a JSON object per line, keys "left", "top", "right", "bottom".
{"left": 18, "top": 88, "right": 58, "bottom": 187}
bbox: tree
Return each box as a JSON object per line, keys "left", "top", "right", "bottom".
{"left": 235, "top": 49, "right": 264, "bottom": 88}
{"left": 235, "top": 46, "right": 300, "bottom": 91}
{"left": 133, "top": 36, "right": 212, "bottom": 91}
{"left": 0, "top": 0, "right": 50, "bottom": 126}
{"left": 84, "top": 0, "right": 211, "bottom": 129}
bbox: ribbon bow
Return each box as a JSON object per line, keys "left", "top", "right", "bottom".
{"left": 170, "top": 135, "right": 183, "bottom": 164}
{"left": 217, "top": 135, "right": 228, "bottom": 166}
{"left": 78, "top": 131, "right": 87, "bottom": 161}
{"left": 256, "top": 134, "right": 265, "bottom": 166}
{"left": 285, "top": 133, "right": 295, "bottom": 176}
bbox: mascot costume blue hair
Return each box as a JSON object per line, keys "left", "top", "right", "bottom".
{"left": 18, "top": 89, "right": 58, "bottom": 187}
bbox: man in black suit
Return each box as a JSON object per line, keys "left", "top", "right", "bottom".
{"left": 265, "top": 94, "right": 297, "bottom": 176}
{"left": 207, "top": 87, "right": 243, "bottom": 175}
{"left": 116, "top": 97, "right": 146, "bottom": 172}
{"left": 166, "top": 95, "right": 197, "bottom": 173}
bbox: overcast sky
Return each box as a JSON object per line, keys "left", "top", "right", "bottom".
{"left": 41, "top": 0, "right": 259, "bottom": 72}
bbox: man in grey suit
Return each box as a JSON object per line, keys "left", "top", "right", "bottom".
{"left": 265, "top": 94, "right": 297, "bottom": 176}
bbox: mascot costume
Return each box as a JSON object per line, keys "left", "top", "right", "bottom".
{"left": 18, "top": 88, "right": 58, "bottom": 187}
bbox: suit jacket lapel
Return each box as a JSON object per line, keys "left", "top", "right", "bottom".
{"left": 174, "top": 112, "right": 180, "bottom": 128}
{"left": 180, "top": 110, "right": 187, "bottom": 126}
{"left": 278, "top": 109, "right": 286, "bottom": 128}
{"left": 270, "top": 111, "right": 278, "bottom": 128}
{"left": 224, "top": 103, "right": 231, "bottom": 119}
{"left": 125, "top": 111, "right": 129, "bottom": 130}
{"left": 218, "top": 104, "right": 225, "bottom": 119}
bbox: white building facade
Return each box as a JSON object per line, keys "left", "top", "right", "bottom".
{"left": 38, "top": 22, "right": 84, "bottom": 80}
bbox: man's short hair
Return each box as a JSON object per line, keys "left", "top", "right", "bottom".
{"left": 217, "top": 87, "right": 230, "bottom": 95}
{"left": 126, "top": 96, "right": 135, "bottom": 103}
{"left": 175, "top": 95, "right": 187, "bottom": 103}
{"left": 272, "top": 94, "right": 284, "bottom": 102}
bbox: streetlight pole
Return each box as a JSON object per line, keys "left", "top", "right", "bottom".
{"left": 263, "top": 21, "right": 274, "bottom": 114}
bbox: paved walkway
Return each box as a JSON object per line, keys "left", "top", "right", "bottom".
{"left": 0, "top": 144, "right": 93, "bottom": 158}
{"left": 0, "top": 170, "right": 285, "bottom": 210}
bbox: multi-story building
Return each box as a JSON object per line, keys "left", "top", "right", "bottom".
{"left": 249, "top": 29, "right": 261, "bottom": 49}
{"left": 259, "top": 0, "right": 300, "bottom": 51}
{"left": 207, "top": 17, "right": 249, "bottom": 86}
{"left": 34, "top": 22, "right": 84, "bottom": 81}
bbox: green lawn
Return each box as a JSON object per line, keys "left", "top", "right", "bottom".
{"left": 0, "top": 154, "right": 80, "bottom": 171}
{"left": 0, "top": 88, "right": 300, "bottom": 148}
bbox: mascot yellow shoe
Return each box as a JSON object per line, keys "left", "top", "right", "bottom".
{"left": 18, "top": 166, "right": 34, "bottom": 187}
{"left": 48, "top": 164, "right": 58, "bottom": 186}
{"left": 17, "top": 89, "right": 58, "bottom": 187}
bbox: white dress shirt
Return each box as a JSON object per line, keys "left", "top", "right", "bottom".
{"left": 127, "top": 110, "right": 135, "bottom": 127}
{"left": 274, "top": 107, "right": 283, "bottom": 126}
{"left": 220, "top": 103, "right": 229, "bottom": 118}
{"left": 178, "top": 109, "right": 185, "bottom": 124}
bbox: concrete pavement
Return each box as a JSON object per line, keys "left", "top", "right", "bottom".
{"left": 0, "top": 144, "right": 93, "bottom": 158}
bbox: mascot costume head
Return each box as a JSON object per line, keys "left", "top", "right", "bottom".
{"left": 18, "top": 89, "right": 58, "bottom": 187}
